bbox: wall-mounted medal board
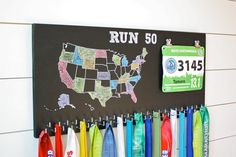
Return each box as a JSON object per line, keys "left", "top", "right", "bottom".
{"left": 32, "top": 24, "right": 205, "bottom": 138}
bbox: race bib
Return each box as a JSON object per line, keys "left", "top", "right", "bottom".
{"left": 162, "top": 45, "right": 205, "bottom": 92}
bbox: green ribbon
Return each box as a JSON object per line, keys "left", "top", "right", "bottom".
{"left": 133, "top": 113, "right": 145, "bottom": 157}
{"left": 200, "top": 106, "right": 210, "bottom": 157}
{"left": 152, "top": 112, "right": 161, "bottom": 157}
{"left": 193, "top": 110, "right": 203, "bottom": 157}
{"left": 89, "top": 124, "right": 103, "bottom": 157}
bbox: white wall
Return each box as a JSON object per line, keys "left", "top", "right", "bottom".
{"left": 0, "top": 0, "right": 236, "bottom": 156}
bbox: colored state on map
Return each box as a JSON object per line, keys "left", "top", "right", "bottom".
{"left": 58, "top": 43, "right": 148, "bottom": 107}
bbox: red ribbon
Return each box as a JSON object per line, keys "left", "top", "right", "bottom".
{"left": 55, "top": 124, "right": 63, "bottom": 157}
{"left": 38, "top": 130, "right": 54, "bottom": 157}
{"left": 161, "top": 115, "right": 172, "bottom": 157}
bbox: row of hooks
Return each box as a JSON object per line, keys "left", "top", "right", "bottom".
{"left": 43, "top": 104, "right": 203, "bottom": 135}
{"left": 166, "top": 38, "right": 201, "bottom": 48}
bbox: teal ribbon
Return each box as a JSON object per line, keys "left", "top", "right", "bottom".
{"left": 133, "top": 113, "right": 145, "bottom": 157}
{"left": 126, "top": 119, "right": 133, "bottom": 157}
{"left": 200, "top": 106, "right": 210, "bottom": 157}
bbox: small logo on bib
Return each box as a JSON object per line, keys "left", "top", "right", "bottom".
{"left": 165, "top": 58, "right": 177, "bottom": 74}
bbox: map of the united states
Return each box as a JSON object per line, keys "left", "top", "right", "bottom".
{"left": 58, "top": 43, "right": 148, "bottom": 107}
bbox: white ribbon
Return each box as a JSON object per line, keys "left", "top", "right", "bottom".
{"left": 64, "top": 128, "right": 80, "bottom": 157}
{"left": 117, "top": 117, "right": 126, "bottom": 157}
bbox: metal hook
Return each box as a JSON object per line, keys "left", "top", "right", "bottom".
{"left": 146, "top": 111, "right": 149, "bottom": 118}
{"left": 151, "top": 112, "right": 153, "bottom": 119}
{"left": 123, "top": 114, "right": 127, "bottom": 123}
{"left": 62, "top": 43, "right": 65, "bottom": 49}
{"left": 166, "top": 39, "right": 172, "bottom": 46}
{"left": 48, "top": 122, "right": 52, "bottom": 128}
{"left": 102, "top": 117, "right": 106, "bottom": 126}
{"left": 103, "top": 120, "right": 105, "bottom": 127}
{"left": 62, "top": 125, "right": 65, "bottom": 132}
{"left": 195, "top": 40, "right": 201, "bottom": 48}
{"left": 46, "top": 122, "right": 51, "bottom": 133}
{"left": 127, "top": 113, "right": 130, "bottom": 118}
{"left": 87, "top": 122, "right": 90, "bottom": 128}
{"left": 110, "top": 120, "right": 113, "bottom": 126}
{"left": 63, "top": 43, "right": 68, "bottom": 49}
{"left": 98, "top": 117, "right": 102, "bottom": 126}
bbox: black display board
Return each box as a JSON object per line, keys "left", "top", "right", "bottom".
{"left": 33, "top": 24, "right": 205, "bottom": 138}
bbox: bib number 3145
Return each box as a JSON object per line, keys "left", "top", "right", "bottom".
{"left": 178, "top": 60, "right": 203, "bottom": 71}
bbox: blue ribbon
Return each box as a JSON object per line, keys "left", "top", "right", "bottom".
{"left": 145, "top": 117, "right": 152, "bottom": 157}
{"left": 187, "top": 108, "right": 193, "bottom": 157}
{"left": 179, "top": 112, "right": 186, "bottom": 157}
{"left": 102, "top": 123, "right": 117, "bottom": 157}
